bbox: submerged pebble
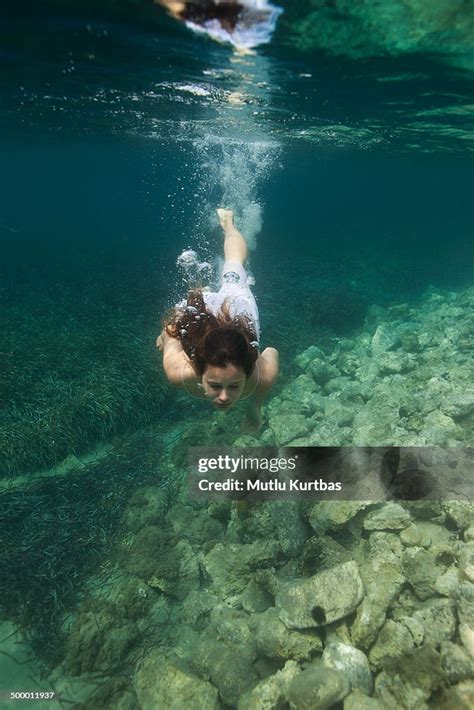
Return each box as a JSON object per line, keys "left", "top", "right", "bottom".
{"left": 287, "top": 665, "right": 350, "bottom": 710}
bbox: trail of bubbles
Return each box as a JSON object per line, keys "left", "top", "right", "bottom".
{"left": 193, "top": 134, "right": 280, "bottom": 250}
{"left": 156, "top": 50, "right": 282, "bottom": 300}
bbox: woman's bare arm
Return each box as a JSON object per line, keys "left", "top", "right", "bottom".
{"left": 156, "top": 328, "right": 189, "bottom": 388}
{"left": 255, "top": 347, "right": 279, "bottom": 398}
{"left": 244, "top": 347, "right": 279, "bottom": 432}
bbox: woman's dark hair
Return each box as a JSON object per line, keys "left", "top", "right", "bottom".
{"left": 164, "top": 289, "right": 258, "bottom": 378}
{"left": 179, "top": 1, "right": 243, "bottom": 32}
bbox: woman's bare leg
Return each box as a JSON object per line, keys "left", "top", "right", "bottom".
{"left": 217, "top": 208, "right": 248, "bottom": 264}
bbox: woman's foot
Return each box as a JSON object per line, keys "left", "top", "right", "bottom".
{"left": 217, "top": 208, "right": 234, "bottom": 231}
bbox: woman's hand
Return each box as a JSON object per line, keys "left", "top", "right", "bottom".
{"left": 243, "top": 401, "right": 263, "bottom": 434}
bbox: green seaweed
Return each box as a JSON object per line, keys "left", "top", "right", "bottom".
{"left": 0, "top": 264, "right": 170, "bottom": 478}
{"left": 0, "top": 430, "right": 168, "bottom": 666}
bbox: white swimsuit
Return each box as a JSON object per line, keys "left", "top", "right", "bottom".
{"left": 177, "top": 259, "right": 261, "bottom": 341}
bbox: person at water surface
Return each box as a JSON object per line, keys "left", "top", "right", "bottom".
{"left": 156, "top": 0, "right": 283, "bottom": 49}
{"left": 157, "top": 209, "right": 279, "bottom": 432}
{"left": 158, "top": 0, "right": 244, "bottom": 32}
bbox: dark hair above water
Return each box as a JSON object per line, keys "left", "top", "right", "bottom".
{"left": 178, "top": 1, "right": 243, "bottom": 32}
{"left": 164, "top": 289, "right": 258, "bottom": 378}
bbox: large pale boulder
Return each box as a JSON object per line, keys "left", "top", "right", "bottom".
{"left": 276, "top": 561, "right": 364, "bottom": 629}
{"left": 134, "top": 651, "right": 219, "bottom": 710}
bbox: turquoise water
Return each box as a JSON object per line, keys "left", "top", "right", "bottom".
{"left": 1, "top": 1, "right": 473, "bottom": 706}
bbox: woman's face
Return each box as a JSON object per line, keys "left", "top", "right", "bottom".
{"left": 201, "top": 363, "right": 247, "bottom": 410}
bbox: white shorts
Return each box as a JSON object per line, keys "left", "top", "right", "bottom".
{"left": 203, "top": 260, "right": 260, "bottom": 340}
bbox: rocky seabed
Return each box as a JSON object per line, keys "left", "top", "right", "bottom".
{"left": 50, "top": 287, "right": 473, "bottom": 708}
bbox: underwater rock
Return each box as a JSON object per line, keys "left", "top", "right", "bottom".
{"left": 73, "top": 676, "right": 138, "bottom": 709}
{"left": 305, "top": 421, "right": 353, "bottom": 446}
{"left": 336, "top": 352, "right": 360, "bottom": 377}
{"left": 203, "top": 540, "right": 280, "bottom": 597}
{"left": 343, "top": 689, "right": 386, "bottom": 709}
{"left": 399, "top": 329, "right": 421, "bottom": 354}
{"left": 283, "top": 374, "right": 320, "bottom": 401}
{"left": 252, "top": 607, "right": 323, "bottom": 662}
{"left": 324, "top": 398, "right": 355, "bottom": 426}
{"left": 121, "top": 525, "right": 180, "bottom": 583}
{"left": 308, "top": 501, "right": 368, "bottom": 534}
{"left": 457, "top": 582, "right": 474, "bottom": 629}
{"left": 64, "top": 601, "right": 139, "bottom": 675}
{"left": 294, "top": 345, "right": 326, "bottom": 372}
{"left": 337, "top": 380, "right": 372, "bottom": 404}
{"left": 321, "top": 374, "right": 349, "bottom": 393}
{"left": 368, "top": 619, "right": 416, "bottom": 669}
{"left": 170, "top": 623, "right": 202, "bottom": 666}
{"left": 352, "top": 560, "right": 405, "bottom": 649}
{"left": 272, "top": 376, "right": 326, "bottom": 416}
{"left": 441, "top": 391, "right": 474, "bottom": 420}
{"left": 287, "top": 664, "right": 350, "bottom": 710}
{"left": 402, "top": 547, "right": 442, "bottom": 600}
{"left": 421, "top": 409, "right": 464, "bottom": 446}
{"left": 377, "top": 351, "right": 414, "bottom": 375}
{"left": 267, "top": 399, "right": 306, "bottom": 419}
{"left": 412, "top": 598, "right": 456, "bottom": 647}
{"left": 433, "top": 566, "right": 461, "bottom": 597}
{"left": 459, "top": 623, "right": 474, "bottom": 659}
{"left": 166, "top": 502, "right": 225, "bottom": 546}
{"left": 268, "top": 413, "right": 310, "bottom": 445}
{"left": 374, "top": 645, "right": 443, "bottom": 709}
{"left": 351, "top": 406, "right": 397, "bottom": 446}
{"left": 210, "top": 606, "right": 256, "bottom": 661}
{"left": 207, "top": 500, "right": 232, "bottom": 524}
{"left": 368, "top": 531, "right": 403, "bottom": 562}
{"left": 388, "top": 587, "right": 422, "bottom": 623}
{"left": 418, "top": 377, "right": 451, "bottom": 416}
{"left": 458, "top": 543, "right": 474, "bottom": 584}
{"left": 399, "top": 524, "right": 432, "bottom": 548}
{"left": 278, "top": 287, "right": 473, "bottom": 452}
{"left": 134, "top": 651, "right": 219, "bottom": 710}
{"left": 309, "top": 359, "right": 339, "bottom": 385}
{"left": 107, "top": 575, "right": 156, "bottom": 621}
{"left": 181, "top": 590, "right": 218, "bottom": 629}
{"left": 402, "top": 504, "right": 446, "bottom": 523}
{"left": 122, "top": 486, "right": 168, "bottom": 533}
{"left": 322, "top": 642, "right": 373, "bottom": 695}
{"left": 241, "top": 578, "right": 275, "bottom": 614}
{"left": 276, "top": 561, "right": 364, "bottom": 629}
{"left": 363, "top": 503, "right": 411, "bottom": 531}
{"left": 148, "top": 539, "right": 201, "bottom": 601}
{"left": 269, "top": 394, "right": 325, "bottom": 418}
{"left": 434, "top": 680, "right": 474, "bottom": 710}
{"left": 443, "top": 501, "right": 474, "bottom": 531}
{"left": 440, "top": 641, "right": 474, "bottom": 683}
{"left": 227, "top": 501, "right": 281, "bottom": 543}
{"left": 192, "top": 633, "right": 259, "bottom": 706}
{"left": 237, "top": 660, "right": 300, "bottom": 710}
{"left": 398, "top": 615, "right": 425, "bottom": 646}
{"left": 370, "top": 324, "right": 401, "bottom": 355}
{"left": 254, "top": 501, "right": 307, "bottom": 557}
{"left": 148, "top": 595, "right": 179, "bottom": 634}
{"left": 300, "top": 535, "right": 353, "bottom": 577}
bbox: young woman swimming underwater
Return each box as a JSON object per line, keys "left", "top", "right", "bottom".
{"left": 157, "top": 208, "right": 279, "bottom": 432}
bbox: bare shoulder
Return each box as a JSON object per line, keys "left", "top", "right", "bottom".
{"left": 162, "top": 339, "right": 194, "bottom": 388}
